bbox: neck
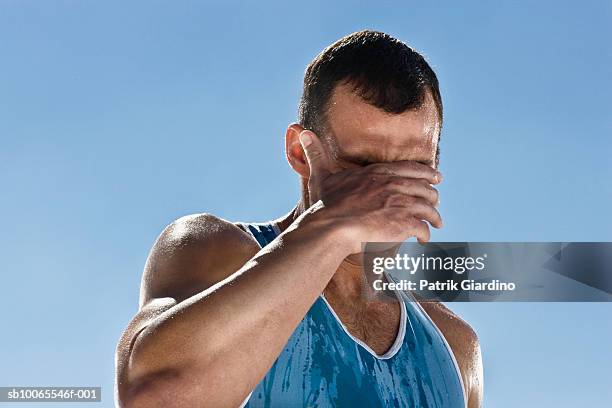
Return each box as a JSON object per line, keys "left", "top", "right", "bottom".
{"left": 272, "top": 201, "right": 306, "bottom": 233}
{"left": 273, "top": 181, "right": 309, "bottom": 232}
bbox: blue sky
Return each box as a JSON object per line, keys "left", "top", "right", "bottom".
{"left": 0, "top": 1, "right": 610, "bottom": 406}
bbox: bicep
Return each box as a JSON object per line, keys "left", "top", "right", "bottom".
{"left": 116, "top": 214, "right": 259, "bottom": 404}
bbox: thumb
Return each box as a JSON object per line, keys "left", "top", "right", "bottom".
{"left": 299, "top": 130, "right": 331, "bottom": 179}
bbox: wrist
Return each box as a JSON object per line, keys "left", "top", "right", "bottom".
{"left": 293, "top": 201, "right": 358, "bottom": 255}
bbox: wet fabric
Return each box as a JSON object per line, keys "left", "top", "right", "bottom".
{"left": 237, "top": 222, "right": 465, "bottom": 408}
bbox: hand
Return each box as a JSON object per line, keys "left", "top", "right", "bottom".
{"left": 298, "top": 130, "right": 442, "bottom": 253}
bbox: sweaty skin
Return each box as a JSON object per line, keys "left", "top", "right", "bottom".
{"left": 115, "top": 84, "right": 483, "bottom": 408}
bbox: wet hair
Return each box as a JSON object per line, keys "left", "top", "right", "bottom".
{"left": 298, "top": 30, "right": 443, "bottom": 162}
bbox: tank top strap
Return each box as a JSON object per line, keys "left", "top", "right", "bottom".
{"left": 236, "top": 221, "right": 281, "bottom": 248}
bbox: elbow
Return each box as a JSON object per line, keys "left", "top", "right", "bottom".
{"left": 116, "top": 337, "right": 214, "bottom": 408}
{"left": 116, "top": 368, "right": 183, "bottom": 408}
{"left": 117, "top": 367, "right": 247, "bottom": 408}
{"left": 115, "top": 322, "right": 249, "bottom": 407}
{"left": 115, "top": 325, "right": 187, "bottom": 407}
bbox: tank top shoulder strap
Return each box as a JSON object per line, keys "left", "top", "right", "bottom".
{"left": 385, "top": 272, "right": 468, "bottom": 407}
{"left": 236, "top": 221, "right": 281, "bottom": 248}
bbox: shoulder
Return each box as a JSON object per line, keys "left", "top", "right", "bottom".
{"left": 140, "top": 213, "right": 261, "bottom": 306}
{"left": 150, "top": 213, "right": 257, "bottom": 257}
{"left": 418, "top": 301, "right": 483, "bottom": 408}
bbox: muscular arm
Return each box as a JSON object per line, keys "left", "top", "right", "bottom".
{"left": 116, "top": 208, "right": 350, "bottom": 408}
{"left": 115, "top": 131, "right": 444, "bottom": 407}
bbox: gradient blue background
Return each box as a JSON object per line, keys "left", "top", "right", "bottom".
{"left": 1, "top": 1, "right": 611, "bottom": 406}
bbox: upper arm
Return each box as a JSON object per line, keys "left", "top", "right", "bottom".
{"left": 115, "top": 213, "right": 260, "bottom": 406}
{"left": 419, "top": 301, "right": 483, "bottom": 408}
{"left": 139, "top": 213, "right": 260, "bottom": 306}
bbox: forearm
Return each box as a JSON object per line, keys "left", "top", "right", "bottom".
{"left": 127, "top": 205, "right": 350, "bottom": 403}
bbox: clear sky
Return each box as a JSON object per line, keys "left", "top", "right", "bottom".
{"left": 1, "top": 1, "right": 611, "bottom": 407}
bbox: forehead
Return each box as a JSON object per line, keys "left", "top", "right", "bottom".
{"left": 325, "top": 82, "right": 440, "bottom": 166}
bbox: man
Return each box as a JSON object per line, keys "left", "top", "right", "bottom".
{"left": 116, "top": 30, "right": 483, "bottom": 407}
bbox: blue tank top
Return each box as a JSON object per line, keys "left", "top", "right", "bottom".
{"left": 237, "top": 222, "right": 466, "bottom": 408}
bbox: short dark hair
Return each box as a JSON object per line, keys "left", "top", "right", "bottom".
{"left": 298, "top": 30, "right": 443, "bottom": 160}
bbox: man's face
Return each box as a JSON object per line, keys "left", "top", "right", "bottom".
{"left": 323, "top": 82, "right": 440, "bottom": 170}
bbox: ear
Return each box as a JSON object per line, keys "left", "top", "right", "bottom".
{"left": 285, "top": 123, "right": 309, "bottom": 178}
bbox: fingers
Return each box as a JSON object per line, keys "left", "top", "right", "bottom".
{"left": 375, "top": 164, "right": 442, "bottom": 243}
{"left": 298, "top": 130, "right": 332, "bottom": 180}
{"left": 408, "top": 218, "right": 431, "bottom": 244}
{"left": 387, "top": 195, "right": 443, "bottom": 229}
{"left": 370, "top": 161, "right": 442, "bottom": 185}
{"left": 409, "top": 197, "right": 443, "bottom": 229}
{"left": 386, "top": 177, "right": 439, "bottom": 206}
